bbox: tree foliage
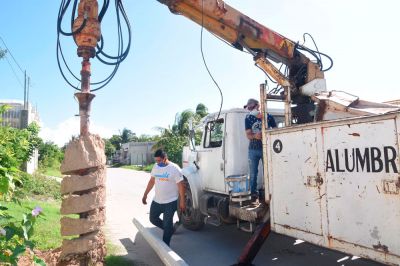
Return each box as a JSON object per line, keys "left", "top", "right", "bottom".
{"left": 0, "top": 106, "right": 44, "bottom": 264}
{"left": 104, "top": 129, "right": 158, "bottom": 160}
{"left": 103, "top": 138, "right": 116, "bottom": 159}
{"left": 0, "top": 122, "right": 41, "bottom": 197}
{"left": 152, "top": 128, "right": 186, "bottom": 166}
{"left": 154, "top": 103, "right": 209, "bottom": 166}
{"left": 172, "top": 110, "right": 194, "bottom": 136}
{"left": 137, "top": 134, "right": 154, "bottom": 142}
{"left": 38, "top": 141, "right": 63, "bottom": 170}
{"left": 108, "top": 134, "right": 122, "bottom": 151}
{"left": 121, "top": 128, "right": 137, "bottom": 143}
{"left": 195, "top": 103, "right": 208, "bottom": 118}
{"left": 103, "top": 103, "right": 208, "bottom": 163}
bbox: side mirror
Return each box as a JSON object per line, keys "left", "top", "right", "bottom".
{"left": 188, "top": 118, "right": 196, "bottom": 151}
{"left": 188, "top": 118, "right": 193, "bottom": 131}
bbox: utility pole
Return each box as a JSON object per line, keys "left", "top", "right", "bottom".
{"left": 24, "top": 70, "right": 26, "bottom": 109}
{"left": 27, "top": 76, "right": 30, "bottom": 109}
{"left": 21, "top": 71, "right": 29, "bottom": 129}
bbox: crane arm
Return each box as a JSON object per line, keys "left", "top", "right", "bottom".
{"left": 157, "top": 0, "right": 325, "bottom": 93}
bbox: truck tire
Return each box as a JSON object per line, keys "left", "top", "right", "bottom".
{"left": 218, "top": 197, "right": 236, "bottom": 224}
{"left": 178, "top": 180, "right": 205, "bottom": 231}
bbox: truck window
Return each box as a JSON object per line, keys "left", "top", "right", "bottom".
{"left": 203, "top": 119, "right": 224, "bottom": 148}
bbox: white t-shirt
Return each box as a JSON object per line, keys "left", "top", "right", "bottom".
{"left": 151, "top": 162, "right": 183, "bottom": 204}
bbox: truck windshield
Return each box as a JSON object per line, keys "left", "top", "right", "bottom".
{"left": 203, "top": 119, "right": 224, "bottom": 148}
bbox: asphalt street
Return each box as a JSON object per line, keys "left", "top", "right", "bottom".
{"left": 105, "top": 167, "right": 384, "bottom": 266}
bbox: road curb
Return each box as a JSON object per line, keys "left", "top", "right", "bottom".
{"left": 132, "top": 218, "right": 188, "bottom": 266}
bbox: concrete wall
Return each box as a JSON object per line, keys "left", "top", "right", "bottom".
{"left": 113, "top": 141, "right": 156, "bottom": 165}
{"left": 128, "top": 142, "right": 156, "bottom": 166}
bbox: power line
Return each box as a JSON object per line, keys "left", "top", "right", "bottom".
{"left": 0, "top": 36, "right": 25, "bottom": 74}
{"left": 200, "top": 0, "right": 223, "bottom": 122}
{"left": 2, "top": 50, "right": 24, "bottom": 88}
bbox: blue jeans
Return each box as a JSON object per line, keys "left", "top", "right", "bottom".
{"left": 248, "top": 149, "right": 263, "bottom": 195}
{"left": 149, "top": 200, "right": 177, "bottom": 246}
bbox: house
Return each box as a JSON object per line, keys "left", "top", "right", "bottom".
{"left": 113, "top": 141, "right": 156, "bottom": 166}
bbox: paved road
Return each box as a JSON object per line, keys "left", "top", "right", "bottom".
{"left": 105, "top": 167, "right": 383, "bottom": 266}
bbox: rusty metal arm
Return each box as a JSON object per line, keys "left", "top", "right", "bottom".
{"left": 157, "top": 0, "right": 323, "bottom": 90}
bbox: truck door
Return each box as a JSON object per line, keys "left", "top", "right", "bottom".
{"left": 199, "top": 117, "right": 226, "bottom": 193}
{"left": 323, "top": 118, "right": 400, "bottom": 261}
{"left": 268, "top": 129, "right": 324, "bottom": 238}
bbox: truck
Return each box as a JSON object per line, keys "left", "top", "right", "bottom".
{"left": 154, "top": 0, "right": 400, "bottom": 265}
{"left": 59, "top": 0, "right": 400, "bottom": 264}
{"left": 180, "top": 103, "right": 400, "bottom": 265}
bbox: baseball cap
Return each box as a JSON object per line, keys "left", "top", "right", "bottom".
{"left": 244, "top": 98, "right": 259, "bottom": 109}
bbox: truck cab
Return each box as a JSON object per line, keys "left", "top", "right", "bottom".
{"left": 180, "top": 108, "right": 283, "bottom": 230}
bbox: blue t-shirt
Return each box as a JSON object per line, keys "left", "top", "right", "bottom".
{"left": 245, "top": 113, "right": 276, "bottom": 150}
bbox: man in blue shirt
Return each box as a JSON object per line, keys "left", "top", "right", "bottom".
{"left": 244, "top": 98, "right": 276, "bottom": 200}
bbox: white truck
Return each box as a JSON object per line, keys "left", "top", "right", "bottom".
{"left": 154, "top": 1, "right": 400, "bottom": 265}
{"left": 180, "top": 98, "right": 400, "bottom": 265}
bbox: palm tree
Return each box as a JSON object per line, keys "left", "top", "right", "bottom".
{"left": 195, "top": 103, "right": 208, "bottom": 118}
{"left": 172, "top": 110, "right": 194, "bottom": 136}
{"left": 120, "top": 128, "right": 138, "bottom": 143}
{"left": 154, "top": 103, "right": 209, "bottom": 166}
{"left": 172, "top": 103, "right": 209, "bottom": 137}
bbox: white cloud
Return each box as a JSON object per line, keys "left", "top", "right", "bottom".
{"left": 39, "top": 117, "right": 115, "bottom": 147}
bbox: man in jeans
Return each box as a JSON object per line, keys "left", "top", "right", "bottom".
{"left": 142, "top": 149, "right": 186, "bottom": 246}
{"left": 244, "top": 98, "right": 276, "bottom": 200}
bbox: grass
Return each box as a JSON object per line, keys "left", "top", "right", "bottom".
{"left": 120, "top": 163, "right": 154, "bottom": 173}
{"left": 105, "top": 255, "right": 135, "bottom": 265}
{"left": 106, "top": 242, "right": 122, "bottom": 255}
{"left": 121, "top": 165, "right": 142, "bottom": 171}
{"left": 4, "top": 171, "right": 137, "bottom": 264}
{"left": 4, "top": 199, "right": 134, "bottom": 264}
{"left": 143, "top": 164, "right": 154, "bottom": 172}
{"left": 19, "top": 172, "right": 61, "bottom": 200}
{"left": 3, "top": 200, "right": 63, "bottom": 250}
{"left": 5, "top": 170, "right": 77, "bottom": 250}
{"left": 42, "top": 166, "right": 62, "bottom": 178}
{"left": 105, "top": 241, "right": 135, "bottom": 265}
{"left": 6, "top": 171, "right": 136, "bottom": 265}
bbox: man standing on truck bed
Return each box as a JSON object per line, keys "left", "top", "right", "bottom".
{"left": 142, "top": 149, "right": 186, "bottom": 246}
{"left": 244, "top": 98, "right": 277, "bottom": 200}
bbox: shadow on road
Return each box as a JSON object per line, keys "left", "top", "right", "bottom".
{"left": 120, "top": 233, "right": 164, "bottom": 266}
{"left": 128, "top": 223, "right": 384, "bottom": 266}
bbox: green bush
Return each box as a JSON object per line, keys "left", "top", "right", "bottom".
{"left": 3, "top": 200, "right": 63, "bottom": 251}
{"left": 0, "top": 106, "right": 45, "bottom": 264}
{"left": 153, "top": 131, "right": 186, "bottom": 167}
{"left": 0, "top": 204, "right": 45, "bottom": 265}
{"left": 18, "top": 173, "right": 61, "bottom": 201}
{"left": 0, "top": 122, "right": 41, "bottom": 201}
{"left": 120, "top": 164, "right": 154, "bottom": 173}
{"left": 120, "top": 165, "right": 141, "bottom": 171}
{"left": 143, "top": 164, "right": 154, "bottom": 172}
{"left": 39, "top": 141, "right": 64, "bottom": 172}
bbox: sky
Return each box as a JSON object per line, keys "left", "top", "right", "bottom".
{"left": 1, "top": 0, "right": 399, "bottom": 146}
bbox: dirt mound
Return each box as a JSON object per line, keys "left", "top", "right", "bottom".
{"left": 18, "top": 247, "right": 105, "bottom": 266}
